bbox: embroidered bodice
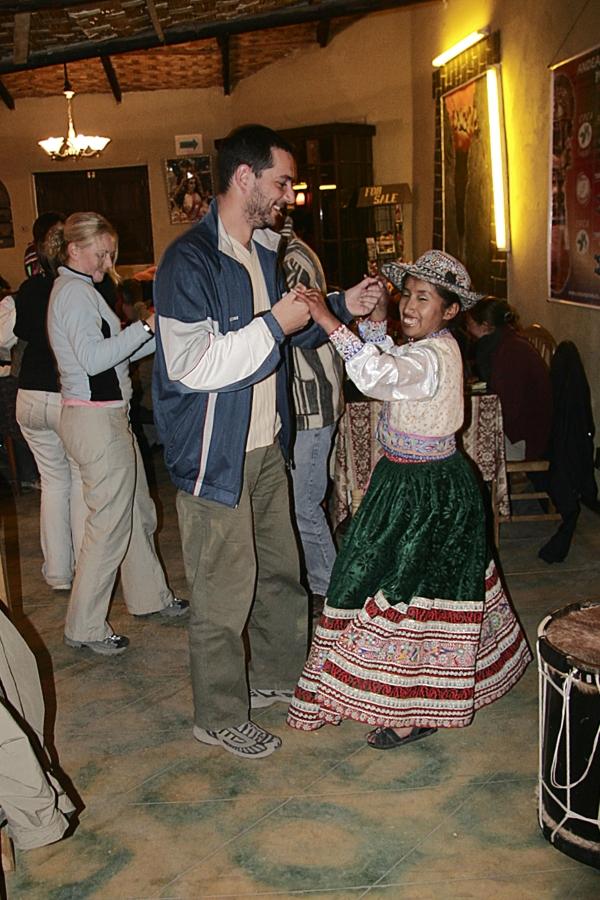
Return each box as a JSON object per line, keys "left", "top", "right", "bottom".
{"left": 329, "top": 324, "right": 464, "bottom": 461}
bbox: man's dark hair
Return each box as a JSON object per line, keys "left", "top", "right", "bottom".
{"left": 217, "top": 124, "right": 294, "bottom": 193}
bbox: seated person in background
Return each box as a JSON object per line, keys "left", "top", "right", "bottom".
{"left": 465, "top": 297, "right": 552, "bottom": 461}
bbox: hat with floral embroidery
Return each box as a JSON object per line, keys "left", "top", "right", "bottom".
{"left": 381, "top": 250, "right": 483, "bottom": 310}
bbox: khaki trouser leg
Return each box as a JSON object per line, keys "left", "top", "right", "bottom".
{"left": 62, "top": 407, "right": 135, "bottom": 642}
{"left": 248, "top": 443, "right": 309, "bottom": 689}
{"left": 119, "top": 438, "right": 173, "bottom": 614}
{"left": 177, "top": 443, "right": 309, "bottom": 732}
{"left": 177, "top": 481, "right": 257, "bottom": 732}
{"left": 0, "top": 705, "right": 71, "bottom": 851}
{"left": 61, "top": 406, "right": 167, "bottom": 643}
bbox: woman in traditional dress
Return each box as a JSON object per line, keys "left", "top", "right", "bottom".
{"left": 287, "top": 250, "right": 531, "bottom": 749}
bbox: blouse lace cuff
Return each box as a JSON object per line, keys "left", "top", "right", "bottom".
{"left": 358, "top": 319, "right": 388, "bottom": 343}
{"left": 328, "top": 324, "right": 364, "bottom": 361}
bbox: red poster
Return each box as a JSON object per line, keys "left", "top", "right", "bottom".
{"left": 550, "top": 46, "right": 600, "bottom": 307}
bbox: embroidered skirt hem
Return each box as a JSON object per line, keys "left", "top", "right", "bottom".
{"left": 287, "top": 561, "right": 532, "bottom": 731}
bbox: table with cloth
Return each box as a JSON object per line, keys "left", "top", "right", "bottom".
{"left": 333, "top": 392, "right": 509, "bottom": 527}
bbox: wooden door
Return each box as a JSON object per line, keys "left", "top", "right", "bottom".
{"left": 34, "top": 166, "right": 154, "bottom": 265}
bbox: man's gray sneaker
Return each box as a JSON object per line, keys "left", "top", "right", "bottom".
{"left": 64, "top": 633, "right": 129, "bottom": 656}
{"left": 134, "top": 598, "right": 189, "bottom": 619}
{"left": 238, "top": 720, "right": 282, "bottom": 746}
{"left": 250, "top": 688, "right": 295, "bottom": 708}
{"left": 192, "top": 720, "right": 281, "bottom": 758}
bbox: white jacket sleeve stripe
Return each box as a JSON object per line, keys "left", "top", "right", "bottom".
{"left": 159, "top": 314, "right": 276, "bottom": 391}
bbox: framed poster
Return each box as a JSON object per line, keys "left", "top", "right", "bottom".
{"left": 441, "top": 73, "right": 494, "bottom": 294}
{"left": 165, "top": 155, "right": 214, "bottom": 225}
{"left": 550, "top": 46, "right": 600, "bottom": 308}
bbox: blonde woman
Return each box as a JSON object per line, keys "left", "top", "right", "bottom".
{"left": 47, "top": 212, "right": 187, "bottom": 656}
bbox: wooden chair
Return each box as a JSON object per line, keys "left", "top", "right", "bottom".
{"left": 493, "top": 324, "right": 561, "bottom": 541}
{"left": 521, "top": 323, "right": 557, "bottom": 368}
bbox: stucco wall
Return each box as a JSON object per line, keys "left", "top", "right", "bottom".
{"left": 410, "top": 0, "right": 600, "bottom": 427}
{"left": 0, "top": 1, "right": 598, "bottom": 432}
{"left": 0, "top": 87, "right": 232, "bottom": 287}
{"left": 0, "top": 7, "right": 412, "bottom": 289}
{"left": 230, "top": 9, "right": 413, "bottom": 187}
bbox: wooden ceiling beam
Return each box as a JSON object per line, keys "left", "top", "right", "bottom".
{"left": 145, "top": 0, "right": 165, "bottom": 44}
{"left": 217, "top": 33, "right": 231, "bottom": 97}
{"left": 0, "top": 0, "right": 433, "bottom": 74}
{"left": 0, "top": 77, "right": 15, "bottom": 109}
{"left": 0, "top": 1, "right": 98, "bottom": 12}
{"left": 13, "top": 12, "right": 31, "bottom": 65}
{"left": 100, "top": 54, "right": 121, "bottom": 102}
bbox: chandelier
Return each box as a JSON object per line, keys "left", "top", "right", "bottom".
{"left": 38, "top": 65, "right": 111, "bottom": 160}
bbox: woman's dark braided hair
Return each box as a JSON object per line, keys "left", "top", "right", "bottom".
{"left": 468, "top": 296, "right": 519, "bottom": 330}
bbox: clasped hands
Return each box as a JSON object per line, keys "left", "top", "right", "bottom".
{"left": 271, "top": 276, "right": 388, "bottom": 335}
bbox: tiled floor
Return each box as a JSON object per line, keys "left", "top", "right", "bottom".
{"left": 2, "top": 459, "right": 599, "bottom": 898}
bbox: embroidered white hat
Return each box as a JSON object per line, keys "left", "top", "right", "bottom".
{"left": 382, "top": 250, "right": 483, "bottom": 310}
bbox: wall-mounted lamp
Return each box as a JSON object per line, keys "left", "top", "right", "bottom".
{"left": 486, "top": 66, "right": 510, "bottom": 251}
{"left": 293, "top": 181, "right": 308, "bottom": 191}
{"left": 295, "top": 191, "right": 306, "bottom": 206}
{"left": 319, "top": 184, "right": 337, "bottom": 191}
{"left": 432, "top": 28, "right": 489, "bottom": 67}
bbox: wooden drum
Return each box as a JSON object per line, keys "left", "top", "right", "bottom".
{"left": 537, "top": 602, "right": 600, "bottom": 870}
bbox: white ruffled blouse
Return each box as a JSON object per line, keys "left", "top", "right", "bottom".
{"left": 329, "top": 321, "right": 464, "bottom": 461}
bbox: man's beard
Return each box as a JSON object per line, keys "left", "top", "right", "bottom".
{"left": 245, "top": 185, "right": 279, "bottom": 229}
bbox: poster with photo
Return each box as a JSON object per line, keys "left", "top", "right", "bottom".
{"left": 550, "top": 46, "right": 600, "bottom": 308}
{"left": 165, "top": 155, "right": 214, "bottom": 225}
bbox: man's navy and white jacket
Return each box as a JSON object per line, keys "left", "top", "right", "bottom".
{"left": 153, "top": 200, "right": 351, "bottom": 506}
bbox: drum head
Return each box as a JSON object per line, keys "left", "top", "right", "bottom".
{"left": 543, "top": 602, "right": 600, "bottom": 674}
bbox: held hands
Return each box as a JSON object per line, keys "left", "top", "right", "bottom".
{"left": 344, "top": 275, "right": 388, "bottom": 319}
{"left": 294, "top": 285, "right": 340, "bottom": 334}
{"left": 271, "top": 289, "right": 312, "bottom": 335}
{"left": 272, "top": 278, "right": 387, "bottom": 337}
{"left": 369, "top": 283, "right": 389, "bottom": 323}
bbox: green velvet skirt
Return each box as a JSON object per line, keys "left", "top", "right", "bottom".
{"left": 328, "top": 452, "right": 487, "bottom": 610}
{"left": 288, "top": 451, "right": 532, "bottom": 732}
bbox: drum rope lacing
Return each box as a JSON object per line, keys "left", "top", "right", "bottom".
{"left": 550, "top": 671, "right": 600, "bottom": 791}
{"left": 539, "top": 655, "right": 600, "bottom": 839}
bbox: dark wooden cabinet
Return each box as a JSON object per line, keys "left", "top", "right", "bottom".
{"left": 34, "top": 165, "right": 154, "bottom": 265}
{"left": 280, "top": 123, "right": 376, "bottom": 288}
